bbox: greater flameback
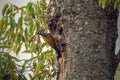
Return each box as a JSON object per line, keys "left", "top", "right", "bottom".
{"left": 37, "top": 29, "right": 61, "bottom": 58}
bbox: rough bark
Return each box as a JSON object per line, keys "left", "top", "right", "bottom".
{"left": 117, "top": 49, "right": 120, "bottom": 63}
{"left": 46, "top": 0, "right": 119, "bottom": 80}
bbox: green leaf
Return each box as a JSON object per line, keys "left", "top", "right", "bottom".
{"left": 35, "top": 61, "right": 42, "bottom": 75}
{"left": 22, "top": 35, "right": 25, "bottom": 42}
{"left": 36, "top": 22, "right": 41, "bottom": 31}
{"left": 18, "top": 33, "right": 22, "bottom": 42}
{"left": 25, "top": 28, "right": 29, "bottom": 40}
{"left": 0, "top": 16, "right": 9, "bottom": 31}
{"left": 13, "top": 33, "right": 18, "bottom": 42}
{"left": 42, "top": 50, "right": 53, "bottom": 59}
{"left": 30, "top": 42, "right": 38, "bottom": 52}
{"left": 98, "top": 0, "right": 102, "bottom": 6}
{"left": 18, "top": 15, "right": 23, "bottom": 26}
{"left": 22, "top": 49, "right": 33, "bottom": 53}
{"left": 21, "top": 61, "right": 27, "bottom": 74}
{"left": 39, "top": 53, "right": 44, "bottom": 61}
{"left": 9, "top": 55, "right": 21, "bottom": 61}
{"left": 16, "top": 44, "right": 21, "bottom": 54}
{"left": 114, "top": 0, "right": 118, "bottom": 10}
{"left": 20, "top": 6, "right": 26, "bottom": 14}
{"left": 27, "top": 2, "right": 32, "bottom": 9}
{"left": 117, "top": 66, "right": 120, "bottom": 71}
{"left": 6, "top": 5, "right": 12, "bottom": 15}
{"left": 41, "top": 43, "right": 46, "bottom": 49}
{"left": 17, "top": 33, "right": 25, "bottom": 43}
{"left": 102, "top": 0, "right": 106, "bottom": 9}
{"left": 0, "top": 45, "right": 12, "bottom": 48}
{"left": 2, "top": 3, "right": 9, "bottom": 16}
{"left": 117, "top": 0, "right": 120, "bottom": 3}
{"left": 29, "top": 23, "right": 34, "bottom": 33}
{"left": 9, "top": 16, "right": 16, "bottom": 30}
{"left": 41, "top": 0, "right": 46, "bottom": 3}
{"left": 27, "top": 2, "right": 35, "bottom": 18}
{"left": 25, "top": 42, "right": 29, "bottom": 50}
{"left": 9, "top": 60, "right": 16, "bottom": 69}
{"left": 40, "top": 0, "right": 47, "bottom": 10}
{"left": 0, "top": 30, "right": 4, "bottom": 37}
{"left": 22, "top": 75, "right": 27, "bottom": 80}
{"left": 13, "top": 5, "right": 19, "bottom": 13}
{"left": 28, "top": 73, "right": 33, "bottom": 80}
{"left": 30, "top": 7, "right": 35, "bottom": 18}
{"left": 118, "top": 3, "right": 120, "bottom": 12}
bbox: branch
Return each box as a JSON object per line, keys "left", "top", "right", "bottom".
{"left": 116, "top": 49, "right": 120, "bottom": 63}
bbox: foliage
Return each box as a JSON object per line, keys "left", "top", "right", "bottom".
{"left": 0, "top": 53, "right": 21, "bottom": 80}
{"left": 98, "top": 0, "right": 120, "bottom": 11}
{"left": 0, "top": 0, "right": 57, "bottom": 80}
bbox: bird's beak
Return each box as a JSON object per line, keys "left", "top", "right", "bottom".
{"left": 37, "top": 30, "right": 41, "bottom": 35}
{"left": 37, "top": 29, "right": 45, "bottom": 35}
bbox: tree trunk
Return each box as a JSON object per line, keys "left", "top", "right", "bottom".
{"left": 46, "top": 0, "right": 119, "bottom": 80}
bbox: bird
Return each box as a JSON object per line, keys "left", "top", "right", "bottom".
{"left": 37, "top": 29, "right": 61, "bottom": 59}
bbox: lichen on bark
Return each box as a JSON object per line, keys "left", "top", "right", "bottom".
{"left": 46, "top": 0, "right": 119, "bottom": 80}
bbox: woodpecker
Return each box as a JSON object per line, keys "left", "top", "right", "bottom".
{"left": 37, "top": 29, "right": 61, "bottom": 59}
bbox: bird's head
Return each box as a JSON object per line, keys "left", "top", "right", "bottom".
{"left": 37, "top": 29, "right": 47, "bottom": 36}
